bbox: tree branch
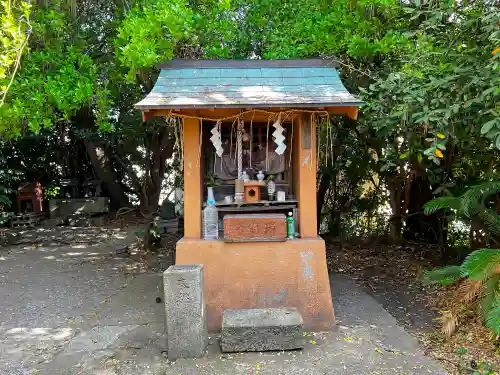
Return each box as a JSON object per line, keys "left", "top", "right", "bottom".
{"left": 113, "top": 151, "right": 141, "bottom": 191}
{"left": 1, "top": 13, "right": 31, "bottom": 107}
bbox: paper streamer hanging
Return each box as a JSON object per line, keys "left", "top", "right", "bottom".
{"left": 273, "top": 114, "right": 287, "bottom": 155}
{"left": 210, "top": 120, "right": 224, "bottom": 157}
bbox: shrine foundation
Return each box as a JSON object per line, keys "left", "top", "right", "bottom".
{"left": 175, "top": 237, "right": 335, "bottom": 332}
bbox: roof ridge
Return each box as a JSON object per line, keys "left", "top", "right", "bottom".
{"left": 159, "top": 59, "right": 339, "bottom": 69}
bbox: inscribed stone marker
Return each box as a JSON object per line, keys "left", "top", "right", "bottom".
{"left": 163, "top": 264, "right": 208, "bottom": 360}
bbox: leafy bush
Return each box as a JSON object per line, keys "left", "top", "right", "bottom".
{"left": 425, "top": 249, "right": 499, "bottom": 336}
{"left": 424, "top": 183, "right": 500, "bottom": 336}
{"left": 0, "top": 168, "right": 21, "bottom": 213}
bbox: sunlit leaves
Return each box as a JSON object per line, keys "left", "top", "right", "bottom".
{"left": 116, "top": 0, "right": 194, "bottom": 80}
{"left": 0, "top": 0, "right": 32, "bottom": 105}
{"left": 361, "top": 4, "right": 500, "bottom": 169}
{"left": 199, "top": 0, "right": 409, "bottom": 60}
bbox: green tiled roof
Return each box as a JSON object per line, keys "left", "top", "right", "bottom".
{"left": 135, "top": 60, "right": 364, "bottom": 110}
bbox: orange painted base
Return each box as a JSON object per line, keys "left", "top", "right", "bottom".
{"left": 175, "top": 237, "right": 335, "bottom": 332}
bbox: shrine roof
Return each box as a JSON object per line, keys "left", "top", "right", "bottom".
{"left": 135, "top": 59, "right": 364, "bottom": 110}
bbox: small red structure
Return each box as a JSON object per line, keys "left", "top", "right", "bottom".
{"left": 17, "top": 182, "right": 43, "bottom": 214}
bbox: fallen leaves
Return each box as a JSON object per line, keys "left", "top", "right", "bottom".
{"left": 325, "top": 240, "right": 499, "bottom": 374}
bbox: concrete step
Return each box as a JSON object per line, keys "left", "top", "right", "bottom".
{"left": 221, "top": 308, "right": 304, "bottom": 353}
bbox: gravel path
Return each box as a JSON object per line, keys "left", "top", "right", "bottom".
{"left": 0, "top": 228, "right": 447, "bottom": 374}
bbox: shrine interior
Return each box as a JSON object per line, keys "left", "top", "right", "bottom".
{"left": 200, "top": 118, "right": 299, "bottom": 236}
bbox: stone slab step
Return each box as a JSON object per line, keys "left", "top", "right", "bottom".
{"left": 156, "top": 218, "right": 181, "bottom": 234}
{"left": 221, "top": 308, "right": 304, "bottom": 353}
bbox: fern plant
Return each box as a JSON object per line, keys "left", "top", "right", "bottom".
{"left": 424, "top": 181, "right": 500, "bottom": 238}
{"left": 424, "top": 182, "right": 500, "bottom": 336}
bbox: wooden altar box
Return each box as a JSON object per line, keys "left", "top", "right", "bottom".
{"left": 244, "top": 181, "right": 265, "bottom": 203}
{"left": 223, "top": 214, "right": 286, "bottom": 242}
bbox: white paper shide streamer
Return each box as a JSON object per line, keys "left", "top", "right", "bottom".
{"left": 210, "top": 120, "right": 223, "bottom": 157}
{"left": 273, "top": 115, "right": 286, "bottom": 155}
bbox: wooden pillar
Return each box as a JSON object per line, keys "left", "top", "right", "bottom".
{"left": 183, "top": 118, "right": 202, "bottom": 238}
{"left": 297, "top": 113, "right": 318, "bottom": 238}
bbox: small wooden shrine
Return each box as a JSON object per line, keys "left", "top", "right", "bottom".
{"left": 17, "top": 182, "right": 44, "bottom": 214}
{"left": 136, "top": 59, "right": 363, "bottom": 332}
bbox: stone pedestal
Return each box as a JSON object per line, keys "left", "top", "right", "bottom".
{"left": 163, "top": 265, "right": 208, "bottom": 360}
{"left": 176, "top": 238, "right": 335, "bottom": 332}
{"left": 48, "top": 197, "right": 109, "bottom": 219}
{"left": 221, "top": 308, "right": 304, "bottom": 352}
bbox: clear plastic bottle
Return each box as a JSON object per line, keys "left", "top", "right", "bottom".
{"left": 203, "top": 200, "right": 219, "bottom": 240}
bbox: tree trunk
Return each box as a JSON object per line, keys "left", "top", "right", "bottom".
{"left": 403, "top": 169, "right": 440, "bottom": 243}
{"left": 389, "top": 213, "right": 402, "bottom": 243}
{"left": 73, "top": 107, "right": 130, "bottom": 212}
{"left": 137, "top": 126, "right": 174, "bottom": 213}
{"left": 387, "top": 176, "right": 403, "bottom": 243}
{"left": 139, "top": 182, "right": 162, "bottom": 214}
{"left": 316, "top": 167, "right": 332, "bottom": 232}
{"left": 84, "top": 140, "right": 130, "bottom": 211}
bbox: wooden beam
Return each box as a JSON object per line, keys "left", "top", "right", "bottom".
{"left": 141, "top": 110, "right": 153, "bottom": 122}
{"left": 345, "top": 106, "right": 359, "bottom": 120}
{"left": 151, "top": 108, "right": 302, "bottom": 123}
{"left": 141, "top": 106, "right": 360, "bottom": 122}
{"left": 324, "top": 106, "right": 359, "bottom": 120}
{"left": 296, "top": 113, "right": 318, "bottom": 238}
{"left": 183, "top": 118, "right": 202, "bottom": 238}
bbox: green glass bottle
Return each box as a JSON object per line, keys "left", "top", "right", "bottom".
{"left": 286, "top": 212, "right": 295, "bottom": 240}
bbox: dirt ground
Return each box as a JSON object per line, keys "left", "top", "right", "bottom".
{"left": 0, "top": 226, "right": 448, "bottom": 375}
{"left": 325, "top": 240, "right": 499, "bottom": 374}
{"left": 0, "top": 218, "right": 497, "bottom": 374}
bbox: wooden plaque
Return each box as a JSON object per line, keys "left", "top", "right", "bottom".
{"left": 223, "top": 214, "right": 286, "bottom": 242}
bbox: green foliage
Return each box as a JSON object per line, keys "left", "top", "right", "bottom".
{"left": 486, "top": 297, "right": 500, "bottom": 337}
{"left": 423, "top": 196, "right": 460, "bottom": 216}
{"left": 0, "top": 143, "right": 22, "bottom": 211}
{"left": 0, "top": 0, "right": 32, "bottom": 105}
{"left": 460, "top": 182, "right": 500, "bottom": 218}
{"left": 205, "top": 173, "right": 219, "bottom": 188}
{"left": 424, "top": 265, "right": 461, "bottom": 286}
{"left": 454, "top": 346, "right": 497, "bottom": 375}
{"left": 0, "top": 0, "right": 413, "bottom": 139}
{"left": 425, "top": 248, "right": 500, "bottom": 335}
{"left": 362, "top": 4, "right": 500, "bottom": 164}
{"left": 199, "top": 0, "right": 409, "bottom": 60}
{"left": 44, "top": 186, "right": 60, "bottom": 200}
{"left": 425, "top": 184, "right": 500, "bottom": 335}
{"left": 116, "top": 0, "right": 194, "bottom": 80}
{"left": 424, "top": 181, "right": 500, "bottom": 236}
{"left": 462, "top": 250, "right": 500, "bottom": 281}
{"left": 0, "top": 7, "right": 107, "bottom": 137}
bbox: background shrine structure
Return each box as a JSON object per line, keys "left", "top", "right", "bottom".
{"left": 136, "top": 59, "right": 364, "bottom": 332}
